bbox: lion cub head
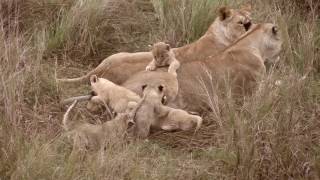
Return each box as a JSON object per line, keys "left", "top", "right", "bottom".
{"left": 86, "top": 75, "right": 111, "bottom": 113}
{"left": 150, "top": 42, "right": 172, "bottom": 67}
{"left": 141, "top": 84, "right": 167, "bottom": 104}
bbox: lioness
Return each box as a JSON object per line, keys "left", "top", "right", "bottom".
{"left": 181, "top": 23, "right": 282, "bottom": 110}
{"left": 57, "top": 6, "right": 252, "bottom": 84}
{"left": 63, "top": 100, "right": 135, "bottom": 158}
{"left": 132, "top": 84, "right": 203, "bottom": 138}
{"left": 146, "top": 42, "right": 180, "bottom": 76}
{"left": 121, "top": 23, "right": 283, "bottom": 112}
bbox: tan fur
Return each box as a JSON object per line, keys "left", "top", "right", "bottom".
{"left": 86, "top": 77, "right": 186, "bottom": 139}
{"left": 121, "top": 23, "right": 283, "bottom": 112}
{"left": 122, "top": 71, "right": 178, "bottom": 104}
{"left": 88, "top": 75, "right": 140, "bottom": 113}
{"left": 132, "top": 84, "right": 203, "bottom": 138}
{"left": 63, "top": 100, "right": 135, "bottom": 158}
{"left": 179, "top": 23, "right": 282, "bottom": 111}
{"left": 57, "top": 6, "right": 252, "bottom": 84}
{"left": 146, "top": 42, "right": 180, "bottom": 76}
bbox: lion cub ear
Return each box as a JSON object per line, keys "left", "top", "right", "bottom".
{"left": 165, "top": 43, "right": 170, "bottom": 51}
{"left": 90, "top": 75, "right": 98, "bottom": 83}
{"left": 161, "top": 95, "right": 167, "bottom": 104}
{"left": 218, "top": 6, "right": 232, "bottom": 21}
{"left": 127, "top": 119, "right": 135, "bottom": 129}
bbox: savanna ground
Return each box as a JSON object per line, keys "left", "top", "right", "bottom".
{"left": 0, "top": 0, "right": 319, "bottom": 179}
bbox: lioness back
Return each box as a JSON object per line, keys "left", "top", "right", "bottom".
{"left": 57, "top": 6, "right": 252, "bottom": 84}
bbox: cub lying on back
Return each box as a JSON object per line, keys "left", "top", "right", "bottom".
{"left": 63, "top": 100, "right": 135, "bottom": 157}
{"left": 87, "top": 75, "right": 140, "bottom": 113}
{"left": 146, "top": 42, "right": 180, "bottom": 76}
{"left": 132, "top": 84, "right": 203, "bottom": 138}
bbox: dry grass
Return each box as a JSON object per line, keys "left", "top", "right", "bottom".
{"left": 0, "top": 0, "right": 319, "bottom": 179}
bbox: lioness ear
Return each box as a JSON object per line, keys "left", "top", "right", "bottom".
{"left": 90, "top": 75, "right": 98, "bottom": 83}
{"left": 142, "top": 84, "right": 147, "bottom": 91}
{"left": 218, "top": 6, "right": 231, "bottom": 21}
{"left": 158, "top": 85, "right": 164, "bottom": 92}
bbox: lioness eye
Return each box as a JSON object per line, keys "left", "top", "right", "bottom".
{"left": 238, "top": 21, "right": 243, "bottom": 24}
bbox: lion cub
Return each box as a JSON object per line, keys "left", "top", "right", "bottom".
{"left": 87, "top": 75, "right": 140, "bottom": 113}
{"left": 132, "top": 84, "right": 202, "bottom": 138}
{"left": 146, "top": 42, "right": 180, "bottom": 76}
{"left": 63, "top": 100, "right": 135, "bottom": 157}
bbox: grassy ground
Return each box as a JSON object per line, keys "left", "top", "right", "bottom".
{"left": 0, "top": 0, "right": 319, "bottom": 179}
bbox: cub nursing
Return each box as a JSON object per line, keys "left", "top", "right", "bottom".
{"left": 132, "top": 84, "right": 202, "bottom": 138}
{"left": 63, "top": 100, "right": 135, "bottom": 157}
{"left": 87, "top": 75, "right": 140, "bottom": 113}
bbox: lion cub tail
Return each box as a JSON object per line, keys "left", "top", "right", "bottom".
{"left": 63, "top": 100, "right": 78, "bottom": 131}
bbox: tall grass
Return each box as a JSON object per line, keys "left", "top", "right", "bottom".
{"left": 151, "top": 0, "right": 218, "bottom": 45}
{"left": 0, "top": 0, "right": 319, "bottom": 179}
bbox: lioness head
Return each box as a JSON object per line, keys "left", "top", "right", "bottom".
{"left": 212, "top": 6, "right": 252, "bottom": 43}
{"left": 262, "top": 23, "right": 282, "bottom": 62}
{"left": 151, "top": 42, "right": 171, "bottom": 67}
{"left": 253, "top": 23, "right": 282, "bottom": 61}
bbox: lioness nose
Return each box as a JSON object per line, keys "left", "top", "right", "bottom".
{"left": 244, "top": 21, "right": 252, "bottom": 31}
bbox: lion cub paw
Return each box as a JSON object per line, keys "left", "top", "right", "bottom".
{"left": 146, "top": 65, "right": 156, "bottom": 71}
